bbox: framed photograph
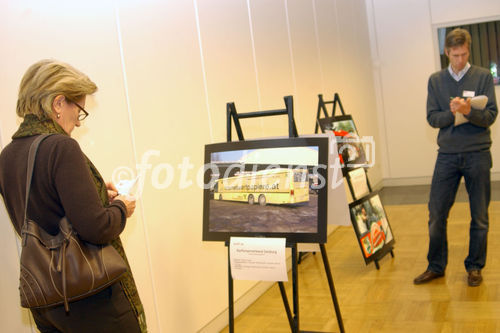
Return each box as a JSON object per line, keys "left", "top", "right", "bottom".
{"left": 318, "top": 115, "right": 367, "bottom": 174}
{"left": 349, "top": 191, "right": 394, "bottom": 264}
{"left": 202, "top": 137, "right": 329, "bottom": 244}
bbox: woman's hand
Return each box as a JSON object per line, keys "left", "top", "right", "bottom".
{"left": 113, "top": 195, "right": 136, "bottom": 218}
{"left": 106, "top": 182, "right": 119, "bottom": 203}
{"left": 108, "top": 181, "right": 136, "bottom": 217}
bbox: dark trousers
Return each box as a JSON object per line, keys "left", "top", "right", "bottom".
{"left": 427, "top": 150, "right": 492, "bottom": 274}
{"left": 31, "top": 282, "right": 141, "bottom": 333}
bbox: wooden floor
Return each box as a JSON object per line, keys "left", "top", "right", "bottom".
{"left": 221, "top": 201, "right": 500, "bottom": 332}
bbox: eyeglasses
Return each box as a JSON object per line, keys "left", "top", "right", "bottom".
{"left": 68, "top": 99, "right": 89, "bottom": 121}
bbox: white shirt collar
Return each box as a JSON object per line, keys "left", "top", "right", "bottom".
{"left": 448, "top": 62, "right": 471, "bottom": 81}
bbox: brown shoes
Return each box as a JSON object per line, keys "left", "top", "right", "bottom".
{"left": 414, "top": 270, "right": 483, "bottom": 286}
{"left": 467, "top": 270, "right": 482, "bottom": 287}
{"left": 413, "top": 270, "right": 445, "bottom": 285}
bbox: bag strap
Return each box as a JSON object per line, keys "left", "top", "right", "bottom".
{"left": 23, "top": 134, "right": 56, "bottom": 227}
{"left": 22, "top": 134, "right": 75, "bottom": 312}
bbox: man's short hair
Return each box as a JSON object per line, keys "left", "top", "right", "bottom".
{"left": 445, "top": 28, "right": 472, "bottom": 50}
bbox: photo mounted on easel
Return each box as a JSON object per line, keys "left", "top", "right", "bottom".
{"left": 318, "top": 115, "right": 367, "bottom": 173}
{"left": 347, "top": 168, "right": 370, "bottom": 201}
{"left": 202, "top": 137, "right": 329, "bottom": 244}
{"left": 349, "top": 191, "right": 394, "bottom": 264}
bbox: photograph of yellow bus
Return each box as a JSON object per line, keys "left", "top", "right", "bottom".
{"left": 214, "top": 168, "right": 309, "bottom": 206}
{"left": 204, "top": 142, "right": 324, "bottom": 237}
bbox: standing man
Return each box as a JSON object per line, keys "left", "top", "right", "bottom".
{"left": 414, "top": 28, "right": 498, "bottom": 286}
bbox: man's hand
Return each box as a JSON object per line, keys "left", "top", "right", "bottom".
{"left": 450, "top": 97, "right": 471, "bottom": 115}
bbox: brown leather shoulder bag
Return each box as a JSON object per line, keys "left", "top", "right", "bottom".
{"left": 19, "top": 134, "right": 127, "bottom": 312}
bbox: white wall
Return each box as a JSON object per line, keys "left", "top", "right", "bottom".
{"left": 0, "top": 0, "right": 380, "bottom": 332}
{"left": 366, "top": 0, "right": 500, "bottom": 185}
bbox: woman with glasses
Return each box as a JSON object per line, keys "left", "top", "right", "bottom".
{"left": 0, "top": 59, "right": 147, "bottom": 332}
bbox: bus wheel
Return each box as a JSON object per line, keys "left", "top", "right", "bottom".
{"left": 219, "top": 194, "right": 222, "bottom": 201}
{"left": 248, "top": 194, "right": 254, "bottom": 205}
{"left": 258, "top": 194, "right": 266, "bottom": 206}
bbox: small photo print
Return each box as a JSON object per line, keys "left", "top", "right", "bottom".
{"left": 349, "top": 193, "right": 393, "bottom": 260}
{"left": 318, "top": 115, "right": 367, "bottom": 170}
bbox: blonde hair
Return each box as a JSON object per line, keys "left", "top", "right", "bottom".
{"left": 16, "top": 59, "right": 97, "bottom": 118}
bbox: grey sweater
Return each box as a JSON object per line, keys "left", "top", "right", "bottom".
{"left": 427, "top": 65, "right": 498, "bottom": 153}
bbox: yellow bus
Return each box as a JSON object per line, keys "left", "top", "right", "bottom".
{"left": 214, "top": 168, "right": 309, "bottom": 206}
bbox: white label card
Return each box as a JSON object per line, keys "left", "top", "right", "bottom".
{"left": 463, "top": 90, "right": 475, "bottom": 98}
{"left": 230, "top": 237, "right": 288, "bottom": 281}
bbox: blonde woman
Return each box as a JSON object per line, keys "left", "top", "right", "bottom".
{"left": 0, "top": 60, "right": 147, "bottom": 332}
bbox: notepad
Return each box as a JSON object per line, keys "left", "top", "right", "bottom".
{"left": 454, "top": 95, "right": 488, "bottom": 126}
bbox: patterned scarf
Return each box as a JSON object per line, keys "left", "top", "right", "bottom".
{"left": 13, "top": 114, "right": 147, "bottom": 332}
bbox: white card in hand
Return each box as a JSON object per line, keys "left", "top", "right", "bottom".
{"left": 115, "top": 177, "right": 139, "bottom": 196}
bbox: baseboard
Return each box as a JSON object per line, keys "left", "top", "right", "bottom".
{"left": 382, "top": 176, "right": 432, "bottom": 187}
{"left": 381, "top": 172, "right": 500, "bottom": 187}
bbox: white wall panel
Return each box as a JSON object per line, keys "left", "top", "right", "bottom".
{"left": 197, "top": 0, "right": 262, "bottom": 142}
{"left": 248, "top": 0, "right": 295, "bottom": 138}
{"left": 430, "top": 0, "right": 500, "bottom": 26}
{"left": 370, "top": 0, "right": 438, "bottom": 179}
{"left": 325, "top": 0, "right": 383, "bottom": 184}
{"left": 195, "top": 0, "right": 269, "bottom": 326}
{"left": 313, "top": 0, "right": 343, "bottom": 95}
{"left": 286, "top": 0, "right": 323, "bottom": 135}
{"left": 116, "top": 0, "right": 214, "bottom": 331}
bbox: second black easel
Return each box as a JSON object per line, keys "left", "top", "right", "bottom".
{"left": 315, "top": 93, "right": 395, "bottom": 270}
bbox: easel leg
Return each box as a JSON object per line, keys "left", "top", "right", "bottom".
{"left": 374, "top": 259, "right": 380, "bottom": 270}
{"left": 320, "top": 244, "right": 345, "bottom": 333}
{"left": 292, "top": 245, "right": 299, "bottom": 333}
{"left": 390, "top": 249, "right": 395, "bottom": 258}
{"left": 278, "top": 282, "right": 293, "bottom": 329}
{"left": 228, "top": 246, "right": 234, "bottom": 333}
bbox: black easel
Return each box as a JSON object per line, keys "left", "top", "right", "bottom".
{"left": 226, "top": 95, "right": 298, "bottom": 141}
{"left": 225, "top": 96, "right": 344, "bottom": 333}
{"left": 314, "top": 93, "right": 345, "bottom": 134}
{"left": 315, "top": 93, "right": 394, "bottom": 270}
